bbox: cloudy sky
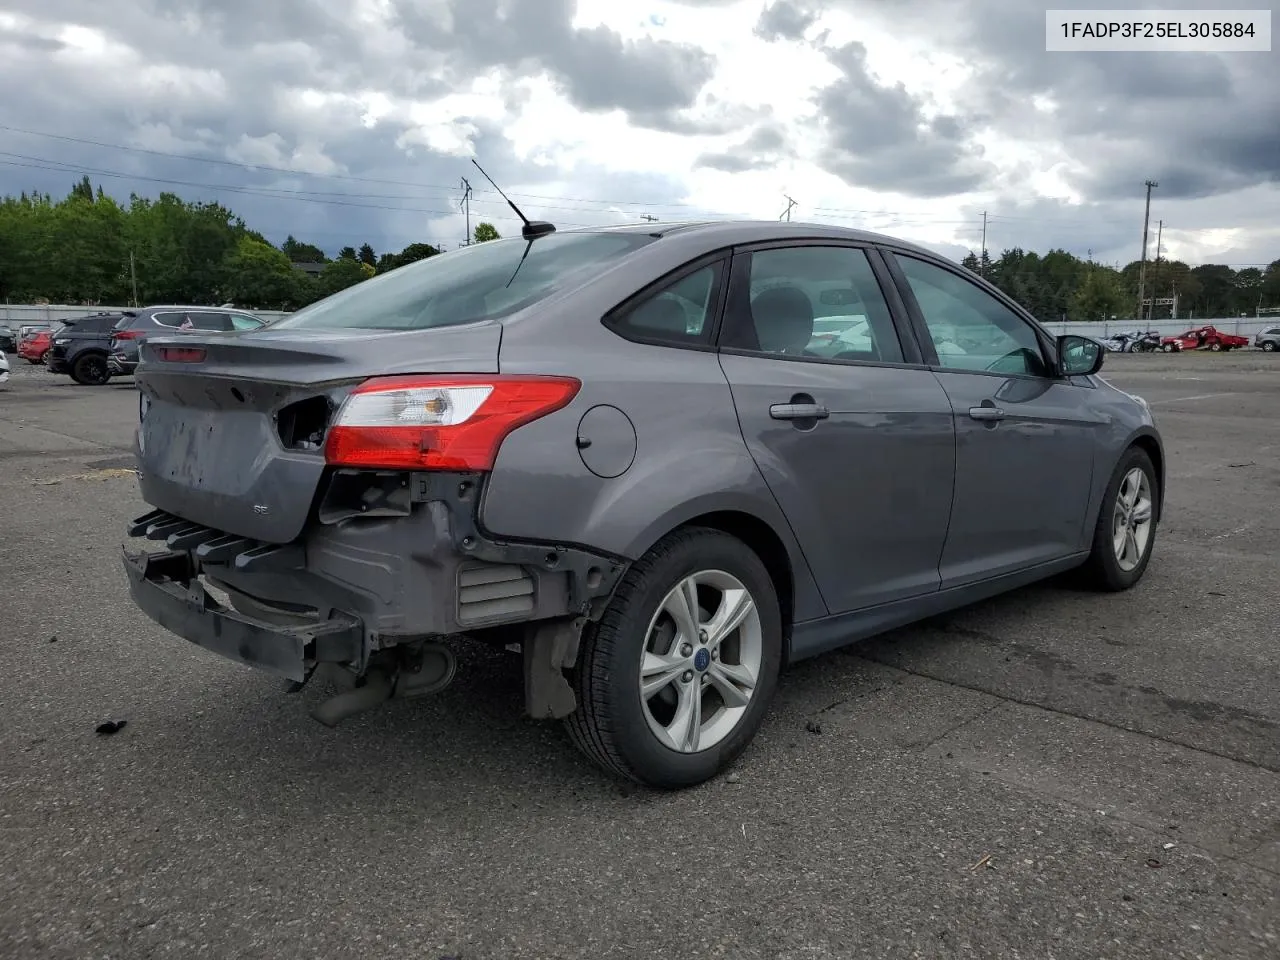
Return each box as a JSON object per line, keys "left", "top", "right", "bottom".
{"left": 0, "top": 0, "right": 1275, "bottom": 270}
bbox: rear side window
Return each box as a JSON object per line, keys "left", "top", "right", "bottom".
{"left": 230, "top": 314, "right": 265, "bottom": 331}
{"left": 192, "top": 312, "right": 233, "bottom": 331}
{"left": 269, "top": 231, "right": 657, "bottom": 331}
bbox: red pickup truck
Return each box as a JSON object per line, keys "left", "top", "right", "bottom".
{"left": 1160, "top": 325, "right": 1250, "bottom": 352}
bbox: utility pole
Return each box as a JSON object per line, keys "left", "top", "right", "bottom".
{"left": 129, "top": 250, "right": 139, "bottom": 307}
{"left": 1136, "top": 179, "right": 1158, "bottom": 321}
{"left": 779, "top": 195, "right": 797, "bottom": 222}
{"left": 980, "top": 211, "right": 988, "bottom": 276}
{"left": 1151, "top": 219, "right": 1163, "bottom": 321}
{"left": 459, "top": 177, "right": 473, "bottom": 246}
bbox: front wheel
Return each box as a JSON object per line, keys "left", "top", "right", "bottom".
{"left": 1263, "top": 342, "right": 1277, "bottom": 352}
{"left": 1080, "top": 447, "right": 1159, "bottom": 592}
{"left": 565, "top": 527, "right": 783, "bottom": 789}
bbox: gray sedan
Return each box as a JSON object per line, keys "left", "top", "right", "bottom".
{"left": 123, "top": 219, "right": 1164, "bottom": 789}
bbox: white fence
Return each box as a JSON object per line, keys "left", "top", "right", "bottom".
{"left": 1, "top": 303, "right": 1275, "bottom": 340}
{"left": 1, "top": 303, "right": 293, "bottom": 325}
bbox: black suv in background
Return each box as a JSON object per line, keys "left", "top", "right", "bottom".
{"left": 47, "top": 312, "right": 126, "bottom": 385}
{"left": 108, "top": 306, "right": 268, "bottom": 376}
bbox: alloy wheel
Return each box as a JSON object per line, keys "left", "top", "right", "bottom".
{"left": 1112, "top": 467, "right": 1154, "bottom": 573}
{"left": 638, "top": 569, "right": 763, "bottom": 754}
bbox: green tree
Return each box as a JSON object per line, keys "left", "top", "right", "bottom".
{"left": 337, "top": 245, "right": 358, "bottom": 261}
{"left": 221, "top": 236, "right": 303, "bottom": 308}
{"left": 316, "top": 257, "right": 368, "bottom": 298}
{"left": 281, "top": 235, "right": 327, "bottom": 263}
{"left": 375, "top": 242, "right": 441, "bottom": 273}
{"left": 473, "top": 222, "right": 500, "bottom": 243}
{"left": 357, "top": 243, "right": 376, "bottom": 266}
{"left": 1074, "top": 267, "right": 1126, "bottom": 321}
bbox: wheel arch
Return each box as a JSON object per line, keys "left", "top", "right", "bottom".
{"left": 1127, "top": 430, "right": 1165, "bottom": 522}
{"left": 622, "top": 500, "right": 826, "bottom": 665}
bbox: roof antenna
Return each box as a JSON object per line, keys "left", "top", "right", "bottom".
{"left": 471, "top": 158, "right": 556, "bottom": 240}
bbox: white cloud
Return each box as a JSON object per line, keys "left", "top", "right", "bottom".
{"left": 0, "top": 0, "right": 1273, "bottom": 268}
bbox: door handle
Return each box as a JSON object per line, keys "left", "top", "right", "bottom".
{"left": 968, "top": 405, "right": 1005, "bottom": 421}
{"left": 770, "top": 403, "right": 830, "bottom": 421}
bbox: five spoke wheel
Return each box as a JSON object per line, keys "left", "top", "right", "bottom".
{"left": 639, "top": 570, "right": 762, "bottom": 754}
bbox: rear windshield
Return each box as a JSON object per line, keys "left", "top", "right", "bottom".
{"left": 268, "top": 231, "right": 656, "bottom": 331}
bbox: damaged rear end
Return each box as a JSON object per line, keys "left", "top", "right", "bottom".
{"left": 124, "top": 324, "right": 625, "bottom": 725}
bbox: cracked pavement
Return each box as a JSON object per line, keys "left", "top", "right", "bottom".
{"left": 0, "top": 352, "right": 1277, "bottom": 959}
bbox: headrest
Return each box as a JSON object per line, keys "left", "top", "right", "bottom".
{"left": 751, "top": 286, "right": 814, "bottom": 354}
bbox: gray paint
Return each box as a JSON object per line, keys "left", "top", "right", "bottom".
{"left": 127, "top": 218, "right": 1163, "bottom": 679}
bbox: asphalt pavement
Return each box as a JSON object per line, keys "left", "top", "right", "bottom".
{"left": 1, "top": 351, "right": 1277, "bottom": 959}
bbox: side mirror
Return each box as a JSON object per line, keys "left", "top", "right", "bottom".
{"left": 1057, "top": 334, "right": 1104, "bottom": 377}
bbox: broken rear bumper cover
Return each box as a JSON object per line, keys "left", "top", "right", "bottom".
{"left": 121, "top": 470, "right": 628, "bottom": 683}
{"left": 122, "top": 547, "right": 363, "bottom": 682}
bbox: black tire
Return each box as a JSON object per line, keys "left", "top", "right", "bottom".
{"left": 71, "top": 353, "right": 111, "bottom": 385}
{"left": 564, "top": 526, "right": 783, "bottom": 789}
{"left": 1079, "top": 446, "right": 1160, "bottom": 592}
{"left": 1263, "top": 342, "right": 1276, "bottom": 352}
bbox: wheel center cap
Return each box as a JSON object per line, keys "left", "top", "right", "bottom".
{"left": 693, "top": 648, "right": 711, "bottom": 672}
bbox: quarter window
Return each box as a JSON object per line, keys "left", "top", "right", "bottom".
{"left": 893, "top": 254, "right": 1049, "bottom": 377}
{"left": 610, "top": 262, "right": 724, "bottom": 344}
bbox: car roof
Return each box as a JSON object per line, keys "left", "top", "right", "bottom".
{"left": 560, "top": 219, "right": 945, "bottom": 260}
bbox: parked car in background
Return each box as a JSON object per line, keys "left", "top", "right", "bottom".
{"left": 1161, "top": 325, "right": 1250, "bottom": 352}
{"left": 123, "top": 220, "right": 1165, "bottom": 789}
{"left": 0, "top": 324, "right": 15, "bottom": 352}
{"left": 17, "top": 323, "right": 60, "bottom": 364}
{"left": 47, "top": 311, "right": 127, "bottom": 385}
{"left": 108, "top": 306, "right": 269, "bottom": 376}
{"left": 1255, "top": 326, "right": 1280, "bottom": 352}
{"left": 0, "top": 348, "right": 10, "bottom": 387}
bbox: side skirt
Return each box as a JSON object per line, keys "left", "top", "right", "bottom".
{"left": 789, "top": 552, "right": 1089, "bottom": 662}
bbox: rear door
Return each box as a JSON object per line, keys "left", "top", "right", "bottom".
{"left": 883, "top": 251, "right": 1103, "bottom": 586}
{"left": 716, "top": 241, "right": 956, "bottom": 614}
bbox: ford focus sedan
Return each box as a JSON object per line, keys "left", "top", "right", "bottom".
{"left": 123, "top": 220, "right": 1164, "bottom": 789}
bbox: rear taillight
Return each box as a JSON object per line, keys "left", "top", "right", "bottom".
{"left": 324, "top": 375, "right": 580, "bottom": 472}
{"left": 114, "top": 329, "right": 141, "bottom": 340}
{"left": 154, "top": 346, "right": 206, "bottom": 363}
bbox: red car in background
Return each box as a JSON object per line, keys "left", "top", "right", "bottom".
{"left": 16, "top": 325, "right": 58, "bottom": 364}
{"left": 1160, "top": 325, "right": 1250, "bottom": 353}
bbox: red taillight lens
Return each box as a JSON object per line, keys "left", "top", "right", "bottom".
{"left": 154, "top": 346, "right": 206, "bottom": 363}
{"left": 324, "top": 374, "right": 580, "bottom": 472}
{"left": 114, "top": 329, "right": 140, "bottom": 340}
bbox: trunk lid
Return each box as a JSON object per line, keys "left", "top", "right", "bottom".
{"left": 134, "top": 324, "right": 502, "bottom": 543}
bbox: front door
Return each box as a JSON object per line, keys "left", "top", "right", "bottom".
{"left": 717, "top": 243, "right": 956, "bottom": 615}
{"left": 886, "top": 252, "right": 1105, "bottom": 587}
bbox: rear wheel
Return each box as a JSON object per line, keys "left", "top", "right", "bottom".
{"left": 71, "top": 353, "right": 111, "bottom": 385}
{"left": 1263, "top": 342, "right": 1277, "bottom": 352}
{"left": 1080, "top": 446, "right": 1159, "bottom": 592}
{"left": 565, "top": 527, "right": 783, "bottom": 789}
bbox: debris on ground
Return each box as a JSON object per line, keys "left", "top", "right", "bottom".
{"left": 804, "top": 720, "right": 823, "bottom": 735}
{"left": 95, "top": 720, "right": 128, "bottom": 736}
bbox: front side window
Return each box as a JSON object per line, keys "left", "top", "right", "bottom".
{"left": 893, "top": 254, "right": 1049, "bottom": 377}
{"left": 231, "top": 314, "right": 265, "bottom": 331}
{"left": 270, "top": 232, "right": 657, "bottom": 332}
